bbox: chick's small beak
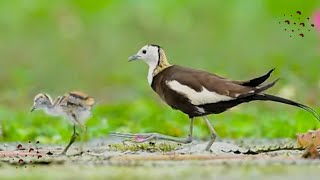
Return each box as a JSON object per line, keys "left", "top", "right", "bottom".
{"left": 30, "top": 106, "right": 36, "bottom": 112}
{"left": 128, "top": 54, "right": 141, "bottom": 62}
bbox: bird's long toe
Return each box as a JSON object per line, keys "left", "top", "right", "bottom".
{"left": 66, "top": 151, "right": 84, "bottom": 157}
{"left": 109, "top": 132, "right": 154, "bottom": 142}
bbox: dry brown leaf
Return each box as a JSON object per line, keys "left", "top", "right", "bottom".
{"left": 297, "top": 129, "right": 320, "bottom": 159}
{"left": 302, "top": 143, "right": 319, "bottom": 159}
{"left": 296, "top": 129, "right": 320, "bottom": 148}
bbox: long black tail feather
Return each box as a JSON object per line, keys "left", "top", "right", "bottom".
{"left": 241, "top": 68, "right": 275, "bottom": 87}
{"left": 238, "top": 79, "right": 279, "bottom": 99}
{"left": 253, "top": 93, "right": 320, "bottom": 121}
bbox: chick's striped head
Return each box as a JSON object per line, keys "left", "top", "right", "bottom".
{"left": 31, "top": 93, "right": 53, "bottom": 112}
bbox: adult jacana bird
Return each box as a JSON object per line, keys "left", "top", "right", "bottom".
{"left": 111, "top": 44, "right": 320, "bottom": 151}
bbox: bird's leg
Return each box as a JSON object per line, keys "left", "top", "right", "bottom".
{"left": 59, "top": 125, "right": 78, "bottom": 155}
{"left": 202, "top": 116, "right": 217, "bottom": 151}
{"left": 110, "top": 118, "right": 194, "bottom": 144}
{"left": 77, "top": 124, "right": 87, "bottom": 155}
{"left": 66, "top": 114, "right": 87, "bottom": 156}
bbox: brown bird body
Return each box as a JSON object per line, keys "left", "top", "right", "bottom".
{"left": 111, "top": 44, "right": 320, "bottom": 151}
{"left": 151, "top": 65, "right": 277, "bottom": 118}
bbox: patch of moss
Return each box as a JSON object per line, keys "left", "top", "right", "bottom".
{"left": 108, "top": 142, "right": 179, "bottom": 152}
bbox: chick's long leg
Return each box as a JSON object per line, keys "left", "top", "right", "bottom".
{"left": 67, "top": 114, "right": 88, "bottom": 156}
{"left": 78, "top": 123, "right": 87, "bottom": 154}
{"left": 60, "top": 124, "right": 78, "bottom": 155}
{"left": 110, "top": 118, "right": 194, "bottom": 144}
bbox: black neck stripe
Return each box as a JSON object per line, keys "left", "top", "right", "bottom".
{"left": 157, "top": 47, "right": 161, "bottom": 66}
{"left": 149, "top": 44, "right": 161, "bottom": 66}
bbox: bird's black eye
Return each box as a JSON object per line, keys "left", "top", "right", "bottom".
{"left": 142, "top": 50, "right": 147, "bottom": 54}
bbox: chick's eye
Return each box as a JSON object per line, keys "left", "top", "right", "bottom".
{"left": 142, "top": 50, "right": 147, "bottom": 54}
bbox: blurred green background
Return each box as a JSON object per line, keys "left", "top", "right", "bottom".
{"left": 0, "top": 0, "right": 319, "bottom": 143}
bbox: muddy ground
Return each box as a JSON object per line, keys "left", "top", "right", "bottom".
{"left": 0, "top": 138, "right": 320, "bottom": 179}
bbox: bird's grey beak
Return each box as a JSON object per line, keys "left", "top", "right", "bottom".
{"left": 128, "top": 54, "right": 141, "bottom": 62}
{"left": 30, "top": 106, "right": 36, "bottom": 112}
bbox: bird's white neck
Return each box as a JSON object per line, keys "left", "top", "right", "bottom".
{"left": 147, "top": 61, "right": 158, "bottom": 85}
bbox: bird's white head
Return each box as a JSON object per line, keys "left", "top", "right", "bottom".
{"left": 128, "top": 44, "right": 161, "bottom": 67}
{"left": 30, "top": 93, "right": 53, "bottom": 112}
{"left": 128, "top": 44, "right": 170, "bottom": 85}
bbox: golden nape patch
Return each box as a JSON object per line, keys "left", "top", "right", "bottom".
{"left": 153, "top": 49, "right": 171, "bottom": 77}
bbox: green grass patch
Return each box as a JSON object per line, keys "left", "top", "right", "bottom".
{"left": 1, "top": 98, "right": 319, "bottom": 143}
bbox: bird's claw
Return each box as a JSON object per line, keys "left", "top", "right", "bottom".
{"left": 67, "top": 151, "right": 84, "bottom": 157}
{"left": 109, "top": 132, "right": 154, "bottom": 143}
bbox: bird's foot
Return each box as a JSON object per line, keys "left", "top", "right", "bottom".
{"left": 109, "top": 132, "right": 192, "bottom": 144}
{"left": 66, "top": 151, "right": 84, "bottom": 157}
{"left": 109, "top": 132, "right": 156, "bottom": 143}
{"left": 81, "top": 150, "right": 104, "bottom": 157}
{"left": 49, "top": 149, "right": 80, "bottom": 157}
{"left": 50, "top": 151, "right": 67, "bottom": 157}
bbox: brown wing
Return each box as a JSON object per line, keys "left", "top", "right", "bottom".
{"left": 167, "top": 66, "right": 252, "bottom": 98}
{"left": 167, "top": 65, "right": 275, "bottom": 98}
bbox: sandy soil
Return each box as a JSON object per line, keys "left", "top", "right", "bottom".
{"left": 0, "top": 138, "right": 319, "bottom": 179}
